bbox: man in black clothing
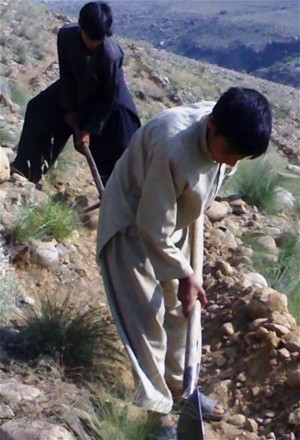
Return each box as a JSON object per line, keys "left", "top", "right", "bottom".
{"left": 11, "top": 1, "right": 140, "bottom": 183}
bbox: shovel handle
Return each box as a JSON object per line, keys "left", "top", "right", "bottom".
{"left": 183, "top": 217, "right": 203, "bottom": 397}
{"left": 73, "top": 126, "right": 105, "bottom": 199}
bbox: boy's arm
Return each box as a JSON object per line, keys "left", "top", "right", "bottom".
{"left": 136, "top": 150, "right": 194, "bottom": 281}
{"left": 57, "top": 28, "right": 77, "bottom": 111}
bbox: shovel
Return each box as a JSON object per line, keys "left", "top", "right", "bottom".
{"left": 73, "top": 127, "right": 104, "bottom": 212}
{"left": 177, "top": 219, "right": 205, "bottom": 440}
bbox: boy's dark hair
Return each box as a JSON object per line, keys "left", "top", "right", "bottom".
{"left": 79, "top": 1, "right": 113, "bottom": 40}
{"left": 212, "top": 87, "right": 272, "bottom": 159}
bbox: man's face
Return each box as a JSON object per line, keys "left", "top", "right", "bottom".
{"left": 207, "top": 115, "right": 246, "bottom": 167}
{"left": 80, "top": 30, "right": 102, "bottom": 51}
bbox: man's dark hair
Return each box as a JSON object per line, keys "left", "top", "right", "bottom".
{"left": 79, "top": 1, "right": 113, "bottom": 40}
{"left": 212, "top": 87, "right": 272, "bottom": 159}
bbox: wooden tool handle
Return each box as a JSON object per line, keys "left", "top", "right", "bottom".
{"left": 73, "top": 126, "right": 105, "bottom": 199}
{"left": 183, "top": 218, "right": 203, "bottom": 397}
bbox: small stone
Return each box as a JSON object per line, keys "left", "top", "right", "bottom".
{"left": 215, "top": 355, "right": 227, "bottom": 367}
{"left": 215, "top": 261, "right": 234, "bottom": 276}
{"left": 265, "top": 323, "right": 291, "bottom": 336}
{"left": 266, "top": 331, "right": 281, "bottom": 348}
{"left": 264, "top": 410, "right": 275, "bottom": 418}
{"left": 244, "top": 418, "right": 258, "bottom": 433}
{"left": 288, "top": 408, "right": 300, "bottom": 426}
{"left": 269, "top": 359, "right": 278, "bottom": 368}
{"left": 202, "top": 345, "right": 211, "bottom": 354}
{"left": 0, "top": 403, "right": 14, "bottom": 419}
{"left": 278, "top": 347, "right": 290, "bottom": 359}
{"left": 237, "top": 373, "right": 246, "bottom": 382}
{"left": 252, "top": 387, "right": 260, "bottom": 397}
{"left": 227, "top": 413, "right": 246, "bottom": 426}
{"left": 221, "top": 322, "right": 235, "bottom": 336}
{"left": 285, "top": 369, "right": 300, "bottom": 388}
{"left": 255, "top": 327, "right": 270, "bottom": 339}
{"left": 205, "top": 200, "right": 228, "bottom": 222}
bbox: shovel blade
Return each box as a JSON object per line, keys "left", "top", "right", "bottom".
{"left": 177, "top": 387, "right": 204, "bottom": 440}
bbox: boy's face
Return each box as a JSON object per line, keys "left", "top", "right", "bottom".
{"left": 207, "top": 115, "right": 246, "bottom": 167}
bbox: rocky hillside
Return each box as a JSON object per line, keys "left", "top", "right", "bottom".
{"left": 0, "top": 1, "right": 299, "bottom": 439}
{"left": 42, "top": 0, "right": 300, "bottom": 89}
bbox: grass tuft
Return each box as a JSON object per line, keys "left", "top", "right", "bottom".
{"left": 222, "top": 152, "right": 286, "bottom": 212}
{"left": 89, "top": 394, "right": 152, "bottom": 440}
{"left": 10, "top": 198, "right": 80, "bottom": 242}
{"left": 251, "top": 230, "right": 300, "bottom": 323}
{"left": 16, "top": 294, "right": 121, "bottom": 370}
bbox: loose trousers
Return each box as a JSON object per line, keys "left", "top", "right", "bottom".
{"left": 99, "top": 226, "right": 193, "bottom": 414}
{"left": 12, "top": 80, "right": 140, "bottom": 183}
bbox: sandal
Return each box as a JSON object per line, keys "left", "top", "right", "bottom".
{"left": 146, "top": 425, "right": 177, "bottom": 440}
{"left": 171, "top": 391, "right": 226, "bottom": 421}
{"left": 199, "top": 393, "right": 226, "bottom": 421}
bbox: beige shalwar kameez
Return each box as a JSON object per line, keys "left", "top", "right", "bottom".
{"left": 96, "top": 102, "right": 231, "bottom": 414}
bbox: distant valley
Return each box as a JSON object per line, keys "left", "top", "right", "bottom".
{"left": 40, "top": 0, "right": 300, "bottom": 88}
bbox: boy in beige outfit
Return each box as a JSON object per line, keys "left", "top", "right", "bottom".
{"left": 97, "top": 87, "right": 272, "bottom": 440}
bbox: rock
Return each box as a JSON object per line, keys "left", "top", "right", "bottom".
{"left": 245, "top": 288, "right": 289, "bottom": 319}
{"left": 254, "top": 235, "right": 279, "bottom": 257}
{"left": 227, "top": 413, "right": 246, "bottom": 426}
{"left": 266, "top": 331, "right": 281, "bottom": 348}
{"left": 215, "top": 261, "right": 234, "bottom": 276}
{"left": 269, "top": 312, "right": 297, "bottom": 330}
{"left": 2, "top": 147, "right": 15, "bottom": 162}
{"left": 282, "top": 329, "right": 300, "bottom": 351}
{"left": 0, "top": 403, "right": 14, "bottom": 419}
{"left": 272, "top": 187, "right": 295, "bottom": 212}
{"left": 244, "top": 418, "right": 258, "bottom": 433}
{"left": 228, "top": 255, "right": 252, "bottom": 267}
{"left": 205, "top": 200, "right": 228, "bottom": 222}
{"left": 265, "top": 323, "right": 291, "bottom": 336}
{"left": 255, "top": 326, "right": 270, "bottom": 340}
{"left": 30, "top": 240, "right": 59, "bottom": 269}
{"left": 285, "top": 369, "right": 300, "bottom": 388}
{"left": 0, "top": 381, "right": 41, "bottom": 405}
{"left": 249, "top": 318, "right": 268, "bottom": 331}
{"left": 287, "top": 164, "right": 300, "bottom": 175}
{"left": 231, "top": 204, "right": 247, "bottom": 215}
{"left": 242, "top": 270, "right": 268, "bottom": 287}
{"left": 221, "top": 322, "right": 235, "bottom": 336}
{"left": 215, "top": 355, "right": 227, "bottom": 367}
{"left": 0, "top": 148, "right": 10, "bottom": 183}
{"left": 288, "top": 408, "right": 300, "bottom": 426}
{"left": 0, "top": 418, "right": 75, "bottom": 440}
{"left": 277, "top": 347, "right": 290, "bottom": 359}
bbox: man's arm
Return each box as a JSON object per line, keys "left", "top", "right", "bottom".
{"left": 57, "top": 28, "right": 77, "bottom": 111}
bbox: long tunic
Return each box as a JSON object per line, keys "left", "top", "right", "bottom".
{"left": 97, "top": 101, "right": 231, "bottom": 279}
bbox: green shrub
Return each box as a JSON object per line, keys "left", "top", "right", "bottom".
{"left": 252, "top": 231, "right": 300, "bottom": 323}
{"left": 10, "top": 198, "right": 80, "bottom": 242}
{"left": 9, "top": 82, "right": 30, "bottom": 110}
{"left": 90, "top": 396, "right": 152, "bottom": 440}
{"left": 17, "top": 294, "right": 120, "bottom": 369}
{"left": 222, "top": 152, "right": 286, "bottom": 211}
{"left": 0, "top": 128, "right": 15, "bottom": 143}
